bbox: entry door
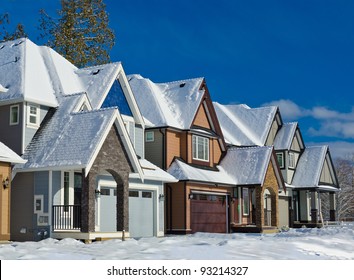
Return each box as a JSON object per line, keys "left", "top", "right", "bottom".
{"left": 99, "top": 186, "right": 117, "bottom": 232}
{"left": 129, "top": 190, "right": 154, "bottom": 237}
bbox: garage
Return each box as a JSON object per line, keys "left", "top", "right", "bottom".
{"left": 190, "top": 192, "right": 229, "bottom": 233}
{"left": 129, "top": 189, "right": 154, "bottom": 238}
{"left": 278, "top": 196, "right": 290, "bottom": 228}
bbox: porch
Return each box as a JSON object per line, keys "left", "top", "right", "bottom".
{"left": 51, "top": 205, "right": 129, "bottom": 242}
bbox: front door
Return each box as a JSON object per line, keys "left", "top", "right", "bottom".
{"left": 98, "top": 186, "right": 117, "bottom": 232}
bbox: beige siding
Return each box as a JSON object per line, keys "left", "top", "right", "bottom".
{"left": 265, "top": 120, "right": 279, "bottom": 145}
{"left": 291, "top": 136, "right": 301, "bottom": 152}
{"left": 145, "top": 129, "right": 164, "bottom": 169}
{"left": 0, "top": 162, "right": 11, "bottom": 240}
{"left": 193, "top": 104, "right": 211, "bottom": 129}
{"left": 213, "top": 139, "right": 222, "bottom": 165}
{"left": 320, "top": 158, "right": 334, "bottom": 184}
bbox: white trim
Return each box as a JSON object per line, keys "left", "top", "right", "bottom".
{"left": 192, "top": 134, "right": 209, "bottom": 162}
{"left": 48, "top": 171, "right": 53, "bottom": 232}
{"left": 145, "top": 131, "right": 154, "bottom": 142}
{"left": 26, "top": 102, "right": 40, "bottom": 128}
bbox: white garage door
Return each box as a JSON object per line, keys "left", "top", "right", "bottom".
{"left": 129, "top": 190, "right": 154, "bottom": 238}
{"left": 99, "top": 186, "right": 117, "bottom": 232}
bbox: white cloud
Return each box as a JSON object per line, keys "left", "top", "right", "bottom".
{"left": 261, "top": 99, "right": 310, "bottom": 120}
{"left": 307, "top": 141, "right": 354, "bottom": 159}
{"left": 262, "top": 99, "right": 354, "bottom": 140}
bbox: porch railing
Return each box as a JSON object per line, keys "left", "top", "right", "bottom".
{"left": 52, "top": 205, "right": 81, "bottom": 231}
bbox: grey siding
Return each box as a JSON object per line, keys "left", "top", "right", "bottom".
{"left": 10, "top": 172, "right": 35, "bottom": 241}
{"left": 145, "top": 129, "right": 164, "bottom": 169}
{"left": 34, "top": 171, "right": 49, "bottom": 212}
{"left": 24, "top": 105, "right": 49, "bottom": 149}
{"left": 135, "top": 125, "right": 144, "bottom": 159}
{"left": 0, "top": 103, "right": 23, "bottom": 155}
{"left": 52, "top": 171, "right": 61, "bottom": 205}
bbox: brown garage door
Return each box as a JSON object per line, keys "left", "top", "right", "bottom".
{"left": 191, "top": 193, "right": 228, "bottom": 233}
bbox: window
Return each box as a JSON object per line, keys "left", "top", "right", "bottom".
{"left": 243, "top": 188, "right": 249, "bottom": 215}
{"left": 289, "top": 152, "right": 295, "bottom": 168}
{"left": 27, "top": 103, "right": 39, "bottom": 126}
{"left": 129, "top": 190, "right": 139, "bottom": 197}
{"left": 192, "top": 135, "right": 209, "bottom": 161}
{"left": 10, "top": 105, "right": 19, "bottom": 125}
{"left": 34, "top": 195, "right": 43, "bottom": 214}
{"left": 142, "top": 191, "right": 152, "bottom": 198}
{"left": 276, "top": 153, "right": 284, "bottom": 168}
{"left": 146, "top": 131, "right": 154, "bottom": 142}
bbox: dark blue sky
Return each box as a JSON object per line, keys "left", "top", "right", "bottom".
{"left": 3, "top": 0, "right": 354, "bottom": 158}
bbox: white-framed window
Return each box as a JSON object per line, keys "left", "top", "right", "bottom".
{"left": 192, "top": 135, "right": 209, "bottom": 161}
{"left": 276, "top": 152, "right": 284, "bottom": 168}
{"left": 27, "top": 103, "right": 40, "bottom": 127}
{"left": 146, "top": 131, "right": 154, "bottom": 142}
{"left": 10, "top": 104, "right": 19, "bottom": 125}
{"left": 34, "top": 195, "right": 44, "bottom": 214}
{"left": 289, "top": 152, "right": 295, "bottom": 168}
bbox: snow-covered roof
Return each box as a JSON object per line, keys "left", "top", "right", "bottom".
{"left": 213, "top": 102, "right": 277, "bottom": 146}
{"left": 128, "top": 74, "right": 205, "bottom": 129}
{"left": 167, "top": 159, "right": 235, "bottom": 186}
{"left": 167, "top": 146, "right": 279, "bottom": 187}
{"left": 0, "top": 38, "right": 58, "bottom": 107}
{"left": 219, "top": 146, "right": 273, "bottom": 185}
{"left": 273, "top": 122, "right": 298, "bottom": 150}
{"left": 0, "top": 141, "right": 26, "bottom": 164}
{"left": 15, "top": 94, "right": 142, "bottom": 178}
{"left": 291, "top": 146, "right": 337, "bottom": 189}
{"left": 0, "top": 38, "right": 133, "bottom": 114}
{"left": 139, "top": 159, "right": 177, "bottom": 182}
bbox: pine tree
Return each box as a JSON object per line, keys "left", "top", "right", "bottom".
{"left": 0, "top": 13, "right": 27, "bottom": 42}
{"left": 39, "top": 0, "right": 115, "bottom": 68}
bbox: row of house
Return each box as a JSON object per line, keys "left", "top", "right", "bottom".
{"left": 0, "top": 38, "right": 339, "bottom": 242}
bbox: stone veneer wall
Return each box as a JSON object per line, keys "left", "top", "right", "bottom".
{"left": 81, "top": 126, "right": 133, "bottom": 233}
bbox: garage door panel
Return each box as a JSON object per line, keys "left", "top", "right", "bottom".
{"left": 190, "top": 193, "right": 228, "bottom": 233}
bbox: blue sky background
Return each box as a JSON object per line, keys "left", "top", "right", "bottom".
{"left": 3, "top": 0, "right": 354, "bottom": 159}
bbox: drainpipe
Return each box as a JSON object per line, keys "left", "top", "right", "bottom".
{"left": 159, "top": 128, "right": 166, "bottom": 170}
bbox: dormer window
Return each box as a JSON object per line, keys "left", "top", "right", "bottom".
{"left": 27, "top": 103, "right": 40, "bottom": 127}
{"left": 192, "top": 135, "right": 209, "bottom": 162}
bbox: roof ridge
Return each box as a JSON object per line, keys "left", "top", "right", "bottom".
{"left": 71, "top": 106, "right": 117, "bottom": 115}
{"left": 158, "top": 76, "right": 204, "bottom": 86}
{"left": 78, "top": 61, "right": 121, "bottom": 71}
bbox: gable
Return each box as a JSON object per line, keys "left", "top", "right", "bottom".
{"left": 192, "top": 102, "right": 211, "bottom": 129}
{"left": 102, "top": 79, "right": 133, "bottom": 117}
{"left": 320, "top": 155, "right": 335, "bottom": 185}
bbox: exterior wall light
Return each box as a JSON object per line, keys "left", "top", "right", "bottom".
{"left": 3, "top": 177, "right": 9, "bottom": 189}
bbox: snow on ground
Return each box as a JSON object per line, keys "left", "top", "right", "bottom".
{"left": 1, "top": 223, "right": 354, "bottom": 260}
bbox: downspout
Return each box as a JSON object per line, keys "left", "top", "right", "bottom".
{"left": 160, "top": 128, "right": 166, "bottom": 170}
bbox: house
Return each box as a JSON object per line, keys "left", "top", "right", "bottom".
{"left": 213, "top": 102, "right": 340, "bottom": 228}
{"left": 0, "top": 142, "right": 26, "bottom": 241}
{"left": 129, "top": 75, "right": 285, "bottom": 233}
{"left": 0, "top": 38, "right": 176, "bottom": 241}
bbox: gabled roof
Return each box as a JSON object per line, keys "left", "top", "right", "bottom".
{"left": 0, "top": 38, "right": 58, "bottom": 107}
{"left": 213, "top": 102, "right": 278, "bottom": 146}
{"left": 219, "top": 146, "right": 275, "bottom": 185}
{"left": 0, "top": 142, "right": 26, "bottom": 164}
{"left": 128, "top": 74, "right": 205, "bottom": 129}
{"left": 167, "top": 146, "right": 284, "bottom": 189}
{"left": 15, "top": 94, "right": 143, "bottom": 178}
{"left": 274, "top": 122, "right": 305, "bottom": 151}
{"left": 291, "top": 146, "right": 338, "bottom": 190}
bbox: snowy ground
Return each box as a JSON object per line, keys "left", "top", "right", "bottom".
{"left": 1, "top": 223, "right": 354, "bottom": 260}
